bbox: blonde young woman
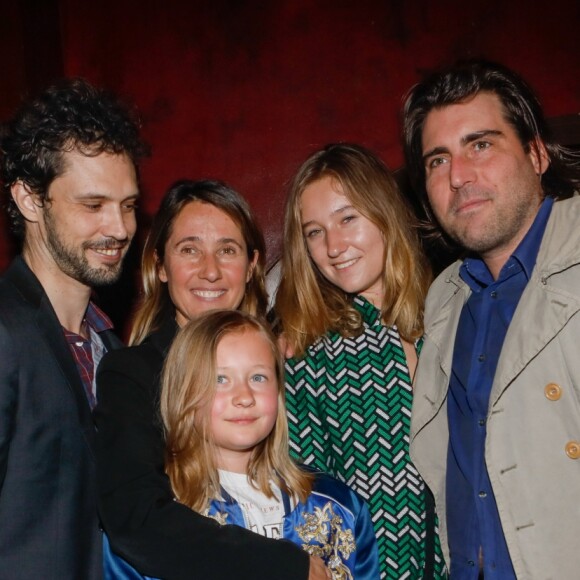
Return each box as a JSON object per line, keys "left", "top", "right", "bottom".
{"left": 276, "top": 144, "right": 446, "bottom": 579}
{"left": 104, "top": 310, "right": 380, "bottom": 580}
{"left": 95, "top": 180, "right": 328, "bottom": 580}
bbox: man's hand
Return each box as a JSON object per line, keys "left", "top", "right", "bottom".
{"left": 309, "top": 555, "right": 331, "bottom": 580}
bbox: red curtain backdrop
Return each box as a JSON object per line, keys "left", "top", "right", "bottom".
{"left": 2, "top": 0, "right": 579, "bottom": 269}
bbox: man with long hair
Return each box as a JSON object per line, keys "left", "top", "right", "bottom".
{"left": 403, "top": 59, "right": 580, "bottom": 578}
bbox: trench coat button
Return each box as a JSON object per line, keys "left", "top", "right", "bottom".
{"left": 565, "top": 441, "right": 580, "bottom": 459}
{"left": 544, "top": 383, "right": 562, "bottom": 401}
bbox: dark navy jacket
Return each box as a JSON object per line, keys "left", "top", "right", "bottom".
{"left": 0, "top": 257, "right": 121, "bottom": 579}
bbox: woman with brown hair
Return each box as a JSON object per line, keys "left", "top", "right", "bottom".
{"left": 276, "top": 143, "right": 446, "bottom": 579}
{"left": 95, "top": 179, "right": 328, "bottom": 580}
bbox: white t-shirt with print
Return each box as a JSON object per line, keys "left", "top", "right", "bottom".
{"left": 218, "top": 470, "right": 285, "bottom": 539}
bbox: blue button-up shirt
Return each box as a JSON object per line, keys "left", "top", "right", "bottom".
{"left": 446, "top": 197, "right": 553, "bottom": 579}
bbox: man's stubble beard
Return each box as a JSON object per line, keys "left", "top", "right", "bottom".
{"left": 439, "top": 182, "right": 542, "bottom": 257}
{"left": 44, "top": 208, "right": 129, "bottom": 287}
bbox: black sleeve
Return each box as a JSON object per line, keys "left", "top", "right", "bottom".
{"left": 94, "top": 347, "right": 309, "bottom": 580}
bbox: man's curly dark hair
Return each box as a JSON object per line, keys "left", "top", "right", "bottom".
{"left": 0, "top": 78, "right": 149, "bottom": 237}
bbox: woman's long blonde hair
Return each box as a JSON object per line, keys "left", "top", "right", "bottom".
{"left": 129, "top": 180, "right": 268, "bottom": 345}
{"left": 276, "top": 143, "right": 431, "bottom": 357}
{"left": 160, "top": 310, "right": 313, "bottom": 512}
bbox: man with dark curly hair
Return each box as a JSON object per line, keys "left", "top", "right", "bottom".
{"left": 0, "top": 78, "right": 147, "bottom": 579}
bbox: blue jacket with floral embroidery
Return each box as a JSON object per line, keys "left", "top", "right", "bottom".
{"left": 103, "top": 471, "right": 380, "bottom": 580}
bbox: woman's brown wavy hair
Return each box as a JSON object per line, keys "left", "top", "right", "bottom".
{"left": 276, "top": 143, "right": 431, "bottom": 357}
{"left": 129, "top": 179, "right": 268, "bottom": 345}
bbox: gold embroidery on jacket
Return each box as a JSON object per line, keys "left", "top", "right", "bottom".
{"left": 203, "top": 508, "right": 229, "bottom": 526}
{"left": 206, "top": 501, "right": 356, "bottom": 579}
{"left": 295, "top": 502, "right": 355, "bottom": 580}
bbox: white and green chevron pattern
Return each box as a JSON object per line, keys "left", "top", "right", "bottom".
{"left": 285, "top": 296, "right": 446, "bottom": 579}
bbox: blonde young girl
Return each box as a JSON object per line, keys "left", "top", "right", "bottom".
{"left": 105, "top": 310, "right": 379, "bottom": 580}
{"left": 166, "top": 310, "right": 379, "bottom": 580}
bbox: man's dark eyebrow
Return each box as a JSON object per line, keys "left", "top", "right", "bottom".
{"left": 75, "top": 192, "right": 140, "bottom": 201}
{"left": 422, "top": 146, "right": 448, "bottom": 164}
{"left": 422, "top": 130, "right": 504, "bottom": 163}
{"left": 461, "top": 129, "right": 503, "bottom": 145}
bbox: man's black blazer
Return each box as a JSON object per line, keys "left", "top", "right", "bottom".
{"left": 0, "top": 256, "right": 121, "bottom": 579}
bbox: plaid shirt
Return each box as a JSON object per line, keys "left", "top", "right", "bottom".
{"left": 62, "top": 301, "right": 114, "bottom": 409}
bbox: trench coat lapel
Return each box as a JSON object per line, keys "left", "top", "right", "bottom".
{"left": 413, "top": 272, "right": 470, "bottom": 428}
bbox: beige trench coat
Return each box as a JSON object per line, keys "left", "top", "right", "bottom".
{"left": 411, "top": 196, "right": 580, "bottom": 579}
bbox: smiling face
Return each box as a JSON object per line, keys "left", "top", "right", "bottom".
{"left": 158, "top": 201, "right": 258, "bottom": 327}
{"left": 422, "top": 92, "right": 547, "bottom": 275}
{"left": 31, "top": 150, "right": 138, "bottom": 287}
{"left": 210, "top": 328, "right": 279, "bottom": 473}
{"left": 300, "top": 175, "right": 386, "bottom": 307}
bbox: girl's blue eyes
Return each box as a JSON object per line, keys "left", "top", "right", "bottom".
{"left": 216, "top": 374, "right": 269, "bottom": 384}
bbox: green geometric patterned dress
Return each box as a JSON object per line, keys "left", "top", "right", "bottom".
{"left": 285, "top": 296, "right": 446, "bottom": 579}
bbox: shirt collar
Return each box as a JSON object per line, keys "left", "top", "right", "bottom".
{"left": 460, "top": 196, "right": 554, "bottom": 290}
{"left": 85, "top": 301, "right": 114, "bottom": 333}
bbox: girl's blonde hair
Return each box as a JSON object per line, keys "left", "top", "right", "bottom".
{"left": 276, "top": 143, "right": 431, "bottom": 357}
{"left": 160, "top": 309, "right": 313, "bottom": 512}
{"left": 129, "top": 179, "right": 268, "bottom": 345}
